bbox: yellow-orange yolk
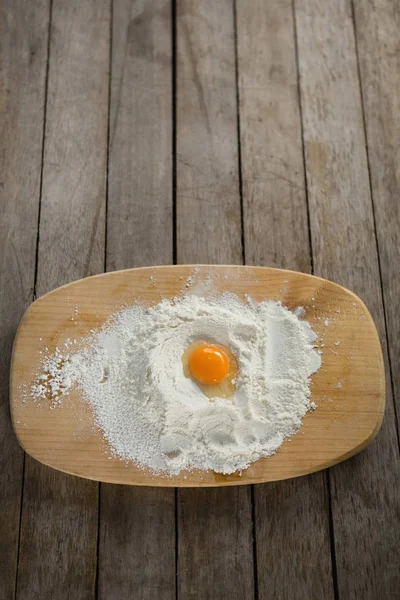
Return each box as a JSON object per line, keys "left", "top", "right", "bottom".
{"left": 188, "top": 344, "right": 230, "bottom": 385}
{"left": 182, "top": 340, "right": 238, "bottom": 399}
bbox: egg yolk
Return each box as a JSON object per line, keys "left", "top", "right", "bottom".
{"left": 188, "top": 344, "right": 230, "bottom": 385}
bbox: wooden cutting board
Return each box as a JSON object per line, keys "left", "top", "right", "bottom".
{"left": 10, "top": 265, "right": 385, "bottom": 486}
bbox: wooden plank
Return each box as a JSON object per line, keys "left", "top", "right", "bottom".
{"left": 295, "top": 0, "right": 400, "bottom": 597}
{"left": 0, "top": 1, "right": 50, "bottom": 597}
{"left": 236, "top": 0, "right": 335, "bottom": 597}
{"left": 98, "top": 1, "right": 175, "bottom": 598}
{"left": 15, "top": 1, "right": 110, "bottom": 598}
{"left": 176, "top": 0, "right": 242, "bottom": 264}
{"left": 238, "top": 0, "right": 310, "bottom": 272}
{"left": 178, "top": 487, "right": 253, "bottom": 599}
{"left": 176, "top": 1, "right": 253, "bottom": 597}
{"left": 353, "top": 0, "right": 400, "bottom": 433}
{"left": 99, "top": 486, "right": 175, "bottom": 599}
{"left": 106, "top": 0, "right": 173, "bottom": 270}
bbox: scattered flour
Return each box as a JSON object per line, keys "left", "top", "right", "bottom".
{"left": 30, "top": 294, "right": 321, "bottom": 475}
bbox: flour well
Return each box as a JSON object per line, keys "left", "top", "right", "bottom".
{"left": 31, "top": 294, "right": 321, "bottom": 475}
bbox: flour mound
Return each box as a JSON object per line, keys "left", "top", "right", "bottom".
{"left": 32, "top": 294, "right": 321, "bottom": 475}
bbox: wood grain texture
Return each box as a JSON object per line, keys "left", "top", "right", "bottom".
{"left": 254, "top": 478, "right": 332, "bottom": 599}
{"left": 236, "top": 1, "right": 334, "bottom": 597}
{"left": 238, "top": 0, "right": 310, "bottom": 272}
{"left": 4, "top": 1, "right": 399, "bottom": 598}
{"left": 16, "top": 1, "right": 110, "bottom": 599}
{"left": 107, "top": 0, "right": 172, "bottom": 270}
{"left": 0, "top": 1, "right": 50, "bottom": 597}
{"left": 178, "top": 486, "right": 253, "bottom": 599}
{"left": 98, "top": 485, "right": 175, "bottom": 600}
{"left": 295, "top": 0, "right": 400, "bottom": 597}
{"left": 98, "top": 1, "right": 175, "bottom": 598}
{"left": 353, "top": 0, "right": 400, "bottom": 434}
{"left": 176, "top": 0, "right": 242, "bottom": 264}
{"left": 11, "top": 265, "right": 384, "bottom": 485}
{"left": 176, "top": 2, "right": 252, "bottom": 596}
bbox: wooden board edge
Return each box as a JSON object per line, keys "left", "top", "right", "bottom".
{"left": 8, "top": 263, "right": 386, "bottom": 313}
{"left": 9, "top": 410, "right": 385, "bottom": 487}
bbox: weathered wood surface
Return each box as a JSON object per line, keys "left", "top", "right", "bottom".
{"left": 15, "top": 1, "right": 110, "bottom": 599}
{"left": 0, "top": 1, "right": 50, "bottom": 598}
{"left": 1, "top": 0, "right": 399, "bottom": 598}
{"left": 295, "top": 0, "right": 400, "bottom": 597}
{"left": 176, "top": 0, "right": 242, "bottom": 265}
{"left": 236, "top": 0, "right": 334, "bottom": 597}
{"left": 98, "top": 1, "right": 175, "bottom": 598}
{"left": 176, "top": 1, "right": 253, "bottom": 598}
{"left": 106, "top": 0, "right": 173, "bottom": 271}
{"left": 353, "top": 0, "right": 400, "bottom": 432}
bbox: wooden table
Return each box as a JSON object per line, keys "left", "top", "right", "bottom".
{"left": 1, "top": 1, "right": 399, "bottom": 598}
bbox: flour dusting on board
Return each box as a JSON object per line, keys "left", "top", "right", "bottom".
{"left": 30, "top": 290, "right": 321, "bottom": 475}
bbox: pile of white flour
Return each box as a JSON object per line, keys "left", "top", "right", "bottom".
{"left": 31, "top": 294, "right": 321, "bottom": 474}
